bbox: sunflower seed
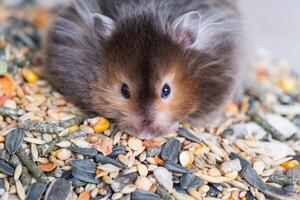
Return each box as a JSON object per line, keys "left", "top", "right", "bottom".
{"left": 270, "top": 173, "right": 297, "bottom": 186}
{"left": 15, "top": 180, "right": 25, "bottom": 200}
{"left": 111, "top": 173, "right": 138, "bottom": 192}
{"left": 109, "top": 146, "right": 126, "bottom": 157}
{"left": 5, "top": 129, "right": 24, "bottom": 154}
{"left": 156, "top": 185, "right": 173, "bottom": 200}
{"left": 131, "top": 190, "right": 160, "bottom": 200}
{"left": 287, "top": 165, "right": 300, "bottom": 184}
{"left": 45, "top": 178, "right": 72, "bottom": 200}
{"left": 71, "top": 168, "right": 99, "bottom": 184}
{"left": 69, "top": 178, "right": 88, "bottom": 187}
{"left": 68, "top": 146, "right": 98, "bottom": 157}
{"left": 0, "top": 179, "right": 4, "bottom": 189}
{"left": 177, "top": 128, "right": 201, "bottom": 143}
{"left": 70, "top": 159, "right": 96, "bottom": 173}
{"left": 229, "top": 152, "right": 251, "bottom": 168}
{"left": 25, "top": 181, "right": 47, "bottom": 200}
{"left": 161, "top": 139, "right": 182, "bottom": 163}
{"left": 95, "top": 154, "right": 125, "bottom": 169}
{"left": 180, "top": 173, "right": 204, "bottom": 189}
{"left": 0, "top": 160, "right": 14, "bottom": 176}
{"left": 207, "top": 184, "right": 220, "bottom": 197}
{"left": 241, "top": 166, "right": 267, "bottom": 192}
{"left": 164, "top": 161, "right": 189, "bottom": 174}
{"left": 146, "top": 147, "right": 162, "bottom": 157}
{"left": 283, "top": 185, "right": 296, "bottom": 194}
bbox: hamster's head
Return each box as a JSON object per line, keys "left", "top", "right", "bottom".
{"left": 89, "top": 11, "right": 240, "bottom": 139}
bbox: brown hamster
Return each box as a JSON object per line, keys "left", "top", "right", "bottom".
{"left": 46, "top": 0, "right": 242, "bottom": 139}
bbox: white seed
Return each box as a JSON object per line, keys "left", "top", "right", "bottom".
{"left": 56, "top": 141, "right": 72, "bottom": 148}
{"left": 70, "top": 138, "right": 91, "bottom": 148}
{"left": 137, "top": 164, "right": 148, "bottom": 177}
{"left": 128, "top": 137, "right": 143, "bottom": 151}
{"left": 57, "top": 149, "right": 72, "bottom": 161}
{"left": 121, "top": 184, "right": 136, "bottom": 194}
{"left": 1, "top": 192, "right": 9, "bottom": 200}
{"left": 225, "top": 171, "right": 238, "bottom": 180}
{"left": 219, "top": 159, "right": 242, "bottom": 174}
{"left": 179, "top": 151, "right": 194, "bottom": 168}
{"left": 15, "top": 180, "right": 25, "bottom": 200}
{"left": 198, "top": 185, "right": 210, "bottom": 193}
{"left": 3, "top": 100, "right": 17, "bottom": 109}
{"left": 153, "top": 167, "right": 173, "bottom": 193}
{"left": 135, "top": 176, "right": 152, "bottom": 191}
{"left": 253, "top": 160, "right": 265, "bottom": 175}
{"left": 208, "top": 168, "right": 221, "bottom": 177}
{"left": 31, "top": 143, "right": 38, "bottom": 161}
{"left": 98, "top": 164, "right": 120, "bottom": 173}
{"left": 23, "top": 137, "right": 45, "bottom": 145}
{"left": 172, "top": 191, "right": 197, "bottom": 200}
{"left": 80, "top": 125, "right": 94, "bottom": 134}
{"left": 111, "top": 192, "right": 123, "bottom": 200}
{"left": 14, "top": 164, "right": 22, "bottom": 181}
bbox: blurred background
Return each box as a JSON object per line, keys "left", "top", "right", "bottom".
{"left": 2, "top": 0, "right": 300, "bottom": 69}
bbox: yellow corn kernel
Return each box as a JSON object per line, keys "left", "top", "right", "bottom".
{"left": 93, "top": 117, "right": 110, "bottom": 133}
{"left": 22, "top": 68, "right": 39, "bottom": 83}
{"left": 68, "top": 125, "right": 79, "bottom": 133}
{"left": 281, "top": 160, "right": 299, "bottom": 170}
{"left": 279, "top": 77, "right": 296, "bottom": 94}
{"left": 194, "top": 143, "right": 206, "bottom": 156}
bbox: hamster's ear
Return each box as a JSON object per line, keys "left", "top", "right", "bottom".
{"left": 172, "top": 11, "right": 202, "bottom": 48}
{"left": 93, "top": 14, "right": 115, "bottom": 39}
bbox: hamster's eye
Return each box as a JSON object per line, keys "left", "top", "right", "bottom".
{"left": 121, "top": 83, "right": 131, "bottom": 99}
{"left": 161, "top": 84, "right": 171, "bottom": 99}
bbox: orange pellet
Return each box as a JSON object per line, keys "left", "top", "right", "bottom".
{"left": 39, "top": 162, "right": 57, "bottom": 172}
{"left": 225, "top": 102, "right": 239, "bottom": 116}
{"left": 78, "top": 191, "right": 91, "bottom": 200}
{"left": 93, "top": 117, "right": 110, "bottom": 134}
{"left": 154, "top": 155, "right": 164, "bottom": 166}
{"left": 143, "top": 140, "right": 161, "bottom": 148}
{"left": 281, "top": 160, "right": 299, "bottom": 170}
{"left": 0, "top": 75, "right": 15, "bottom": 105}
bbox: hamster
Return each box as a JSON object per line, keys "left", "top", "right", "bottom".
{"left": 46, "top": 0, "right": 243, "bottom": 139}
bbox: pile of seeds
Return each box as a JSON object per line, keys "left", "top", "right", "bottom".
{"left": 0, "top": 2, "right": 300, "bottom": 200}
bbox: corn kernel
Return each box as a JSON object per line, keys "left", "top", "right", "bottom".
{"left": 93, "top": 117, "right": 110, "bottom": 133}
{"left": 194, "top": 143, "right": 206, "bottom": 156}
{"left": 68, "top": 125, "right": 79, "bottom": 133}
{"left": 281, "top": 160, "right": 299, "bottom": 170}
{"left": 22, "top": 68, "right": 39, "bottom": 83}
{"left": 279, "top": 77, "right": 296, "bottom": 94}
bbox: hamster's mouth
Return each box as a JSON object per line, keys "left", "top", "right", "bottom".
{"left": 126, "top": 122, "right": 180, "bottom": 139}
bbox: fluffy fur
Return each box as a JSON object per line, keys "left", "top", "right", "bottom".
{"left": 46, "top": 0, "right": 242, "bottom": 138}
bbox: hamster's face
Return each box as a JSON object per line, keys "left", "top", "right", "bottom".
{"left": 90, "top": 32, "right": 199, "bottom": 139}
